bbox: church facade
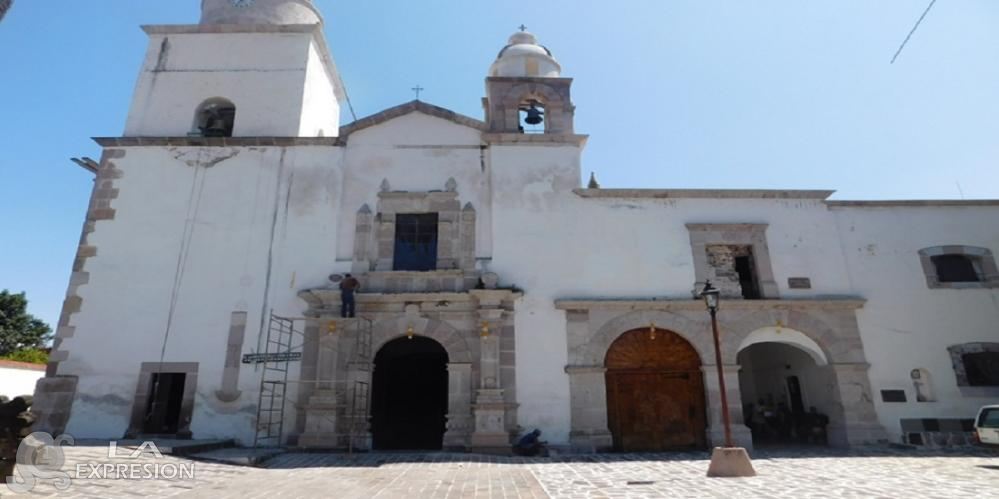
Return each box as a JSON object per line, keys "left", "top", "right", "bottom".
{"left": 34, "top": 0, "right": 999, "bottom": 452}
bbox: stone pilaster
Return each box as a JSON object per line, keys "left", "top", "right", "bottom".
{"left": 444, "top": 363, "right": 473, "bottom": 449}
{"left": 566, "top": 365, "right": 613, "bottom": 452}
{"left": 827, "top": 363, "right": 888, "bottom": 447}
{"left": 701, "top": 364, "right": 753, "bottom": 450}
{"left": 470, "top": 291, "right": 510, "bottom": 450}
{"left": 299, "top": 331, "right": 340, "bottom": 447}
{"left": 352, "top": 204, "right": 373, "bottom": 273}
{"left": 343, "top": 362, "right": 373, "bottom": 450}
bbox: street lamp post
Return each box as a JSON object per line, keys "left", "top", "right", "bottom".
{"left": 699, "top": 280, "right": 756, "bottom": 477}
{"left": 700, "top": 282, "right": 733, "bottom": 448}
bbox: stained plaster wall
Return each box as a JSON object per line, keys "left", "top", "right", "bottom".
{"left": 57, "top": 145, "right": 344, "bottom": 443}
{"left": 831, "top": 205, "right": 999, "bottom": 441}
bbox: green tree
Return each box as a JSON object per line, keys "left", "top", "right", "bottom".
{"left": 0, "top": 290, "right": 52, "bottom": 356}
{"left": 4, "top": 348, "right": 49, "bottom": 364}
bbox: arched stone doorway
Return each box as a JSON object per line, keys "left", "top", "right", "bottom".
{"left": 371, "top": 336, "right": 449, "bottom": 450}
{"left": 737, "top": 337, "right": 838, "bottom": 447}
{"left": 605, "top": 328, "right": 707, "bottom": 451}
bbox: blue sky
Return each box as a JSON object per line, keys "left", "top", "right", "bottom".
{"left": 1, "top": 1, "right": 997, "bottom": 329}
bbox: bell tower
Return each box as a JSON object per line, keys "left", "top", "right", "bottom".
{"left": 484, "top": 30, "right": 576, "bottom": 135}
{"left": 122, "top": 0, "right": 343, "bottom": 138}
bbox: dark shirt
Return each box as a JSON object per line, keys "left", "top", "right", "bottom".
{"left": 340, "top": 277, "right": 361, "bottom": 297}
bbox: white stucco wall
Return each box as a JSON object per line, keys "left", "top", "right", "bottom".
{"left": 59, "top": 101, "right": 999, "bottom": 448}
{"left": 124, "top": 31, "right": 335, "bottom": 138}
{"left": 299, "top": 41, "right": 340, "bottom": 137}
{"left": 832, "top": 205, "right": 999, "bottom": 441}
{"left": 0, "top": 365, "right": 45, "bottom": 400}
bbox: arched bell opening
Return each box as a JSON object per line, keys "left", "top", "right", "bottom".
{"left": 193, "top": 97, "right": 236, "bottom": 137}
{"left": 370, "top": 336, "right": 449, "bottom": 450}
{"left": 518, "top": 98, "right": 546, "bottom": 134}
{"left": 737, "top": 341, "right": 838, "bottom": 448}
{"left": 604, "top": 328, "right": 707, "bottom": 452}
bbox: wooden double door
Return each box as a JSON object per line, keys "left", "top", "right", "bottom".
{"left": 605, "top": 329, "right": 707, "bottom": 452}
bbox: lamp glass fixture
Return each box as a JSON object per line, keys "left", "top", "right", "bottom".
{"left": 699, "top": 281, "right": 721, "bottom": 311}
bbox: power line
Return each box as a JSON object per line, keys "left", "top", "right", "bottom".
{"left": 891, "top": 0, "right": 938, "bottom": 64}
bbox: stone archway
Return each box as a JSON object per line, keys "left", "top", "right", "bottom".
{"left": 605, "top": 328, "right": 707, "bottom": 451}
{"left": 725, "top": 309, "right": 887, "bottom": 447}
{"left": 736, "top": 333, "right": 839, "bottom": 447}
{"left": 367, "top": 317, "right": 474, "bottom": 364}
{"left": 738, "top": 326, "right": 829, "bottom": 366}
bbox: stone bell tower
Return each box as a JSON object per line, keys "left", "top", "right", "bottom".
{"left": 123, "top": 0, "right": 343, "bottom": 138}
{"left": 483, "top": 30, "right": 576, "bottom": 135}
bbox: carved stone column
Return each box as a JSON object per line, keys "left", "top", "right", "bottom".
{"left": 701, "top": 364, "right": 753, "bottom": 450}
{"left": 299, "top": 327, "right": 340, "bottom": 448}
{"left": 470, "top": 291, "right": 510, "bottom": 450}
{"left": 566, "top": 365, "right": 613, "bottom": 452}
{"left": 443, "top": 362, "right": 473, "bottom": 449}
{"left": 827, "top": 362, "right": 888, "bottom": 447}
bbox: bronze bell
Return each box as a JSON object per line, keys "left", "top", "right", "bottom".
{"left": 523, "top": 104, "right": 544, "bottom": 125}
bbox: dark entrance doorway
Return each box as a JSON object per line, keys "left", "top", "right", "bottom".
{"left": 371, "top": 336, "right": 449, "bottom": 450}
{"left": 737, "top": 342, "right": 835, "bottom": 447}
{"left": 143, "top": 373, "right": 186, "bottom": 435}
{"left": 605, "top": 329, "right": 707, "bottom": 452}
{"left": 393, "top": 213, "right": 439, "bottom": 271}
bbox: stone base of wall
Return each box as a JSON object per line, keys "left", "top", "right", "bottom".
{"left": 569, "top": 430, "right": 613, "bottom": 453}
{"left": 901, "top": 418, "right": 977, "bottom": 447}
{"left": 827, "top": 423, "right": 889, "bottom": 447}
{"left": 29, "top": 376, "right": 78, "bottom": 436}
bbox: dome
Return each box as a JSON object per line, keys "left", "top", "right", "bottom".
{"left": 489, "top": 30, "right": 562, "bottom": 78}
{"left": 200, "top": 0, "right": 323, "bottom": 26}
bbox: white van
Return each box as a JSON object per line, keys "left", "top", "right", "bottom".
{"left": 975, "top": 405, "right": 999, "bottom": 446}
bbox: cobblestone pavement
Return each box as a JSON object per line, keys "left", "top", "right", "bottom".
{"left": 3, "top": 445, "right": 998, "bottom": 498}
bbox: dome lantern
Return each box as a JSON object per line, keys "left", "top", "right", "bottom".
{"left": 489, "top": 29, "right": 562, "bottom": 78}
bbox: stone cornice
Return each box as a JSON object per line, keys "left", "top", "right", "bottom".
{"left": 827, "top": 200, "right": 999, "bottom": 208}
{"left": 142, "top": 24, "right": 319, "bottom": 35}
{"left": 94, "top": 137, "right": 343, "bottom": 147}
{"left": 298, "top": 288, "right": 523, "bottom": 308}
{"left": 554, "top": 297, "right": 866, "bottom": 311}
{"left": 482, "top": 133, "right": 589, "bottom": 146}
{"left": 574, "top": 188, "right": 835, "bottom": 200}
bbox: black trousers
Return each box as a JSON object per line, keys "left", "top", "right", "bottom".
{"left": 341, "top": 294, "right": 355, "bottom": 318}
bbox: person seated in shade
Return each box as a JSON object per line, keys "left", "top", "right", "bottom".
{"left": 513, "top": 429, "right": 548, "bottom": 457}
{"left": 806, "top": 406, "right": 830, "bottom": 445}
